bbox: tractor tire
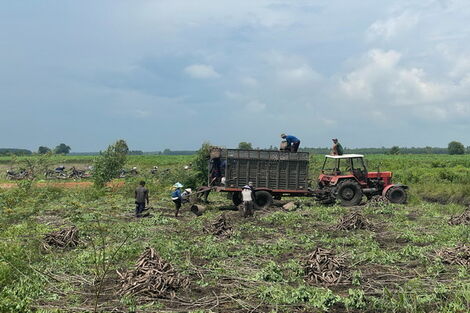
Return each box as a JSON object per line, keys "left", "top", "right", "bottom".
{"left": 336, "top": 180, "right": 363, "bottom": 206}
{"left": 254, "top": 191, "right": 273, "bottom": 210}
{"left": 385, "top": 186, "right": 407, "bottom": 204}
{"left": 232, "top": 192, "right": 242, "bottom": 206}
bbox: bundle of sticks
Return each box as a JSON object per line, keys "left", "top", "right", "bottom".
{"left": 333, "top": 211, "right": 375, "bottom": 231}
{"left": 117, "top": 247, "right": 189, "bottom": 299}
{"left": 436, "top": 244, "right": 469, "bottom": 266}
{"left": 448, "top": 208, "right": 470, "bottom": 225}
{"left": 204, "top": 214, "right": 233, "bottom": 238}
{"left": 42, "top": 226, "right": 79, "bottom": 250}
{"left": 366, "top": 195, "right": 390, "bottom": 207}
{"left": 304, "top": 247, "right": 348, "bottom": 285}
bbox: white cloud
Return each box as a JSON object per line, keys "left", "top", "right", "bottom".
{"left": 340, "top": 49, "right": 443, "bottom": 105}
{"left": 184, "top": 64, "right": 220, "bottom": 79}
{"left": 367, "top": 11, "right": 420, "bottom": 41}
{"left": 277, "top": 65, "right": 321, "bottom": 84}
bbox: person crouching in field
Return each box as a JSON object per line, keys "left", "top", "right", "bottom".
{"left": 241, "top": 183, "right": 255, "bottom": 218}
{"left": 171, "top": 182, "right": 183, "bottom": 217}
{"left": 134, "top": 181, "right": 149, "bottom": 217}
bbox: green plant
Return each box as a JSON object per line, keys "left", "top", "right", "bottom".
{"left": 92, "top": 139, "right": 129, "bottom": 188}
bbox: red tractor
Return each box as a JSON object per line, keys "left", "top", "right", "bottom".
{"left": 316, "top": 154, "right": 408, "bottom": 206}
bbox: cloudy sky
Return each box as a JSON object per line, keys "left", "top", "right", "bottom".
{"left": 1, "top": 0, "right": 470, "bottom": 152}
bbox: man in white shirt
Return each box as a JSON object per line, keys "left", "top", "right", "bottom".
{"left": 241, "top": 183, "right": 255, "bottom": 218}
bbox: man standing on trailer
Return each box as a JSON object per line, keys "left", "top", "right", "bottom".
{"left": 281, "top": 133, "right": 301, "bottom": 152}
{"left": 331, "top": 138, "right": 344, "bottom": 156}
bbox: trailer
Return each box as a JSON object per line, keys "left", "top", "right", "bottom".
{"left": 209, "top": 149, "right": 311, "bottom": 209}
{"left": 204, "top": 148, "right": 408, "bottom": 208}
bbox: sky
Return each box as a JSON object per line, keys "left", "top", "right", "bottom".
{"left": 1, "top": 0, "right": 470, "bottom": 152}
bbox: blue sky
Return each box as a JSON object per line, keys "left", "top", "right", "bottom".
{"left": 1, "top": 0, "right": 470, "bottom": 152}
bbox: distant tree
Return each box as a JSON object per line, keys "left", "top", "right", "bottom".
{"left": 448, "top": 141, "right": 465, "bottom": 155}
{"left": 38, "top": 146, "right": 51, "bottom": 154}
{"left": 162, "top": 149, "right": 171, "bottom": 155}
{"left": 0, "top": 148, "right": 32, "bottom": 156}
{"left": 92, "top": 139, "right": 129, "bottom": 188}
{"left": 389, "top": 146, "right": 400, "bottom": 155}
{"left": 238, "top": 142, "right": 253, "bottom": 150}
{"left": 114, "top": 139, "right": 129, "bottom": 155}
{"left": 54, "top": 143, "right": 71, "bottom": 155}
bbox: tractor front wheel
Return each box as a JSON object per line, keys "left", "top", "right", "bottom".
{"left": 254, "top": 191, "right": 273, "bottom": 210}
{"left": 336, "top": 180, "right": 363, "bottom": 206}
{"left": 385, "top": 186, "right": 407, "bottom": 204}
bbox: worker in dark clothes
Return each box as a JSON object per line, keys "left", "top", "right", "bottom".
{"left": 134, "top": 181, "right": 149, "bottom": 217}
{"left": 281, "top": 134, "right": 301, "bottom": 152}
{"left": 210, "top": 158, "right": 226, "bottom": 186}
{"left": 331, "top": 138, "right": 344, "bottom": 155}
{"left": 171, "top": 182, "right": 183, "bottom": 217}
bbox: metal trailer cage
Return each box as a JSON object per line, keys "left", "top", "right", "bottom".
{"left": 218, "top": 149, "right": 309, "bottom": 191}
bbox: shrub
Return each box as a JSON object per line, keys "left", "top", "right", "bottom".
{"left": 92, "top": 139, "right": 129, "bottom": 188}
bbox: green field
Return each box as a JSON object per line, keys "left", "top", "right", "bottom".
{"left": 0, "top": 154, "right": 469, "bottom": 312}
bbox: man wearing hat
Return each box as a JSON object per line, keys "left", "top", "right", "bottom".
{"left": 331, "top": 138, "right": 344, "bottom": 156}
{"left": 280, "top": 134, "right": 301, "bottom": 152}
{"left": 241, "top": 182, "right": 255, "bottom": 218}
{"left": 171, "top": 182, "right": 183, "bottom": 217}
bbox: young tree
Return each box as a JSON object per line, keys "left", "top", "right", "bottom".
{"left": 92, "top": 139, "right": 129, "bottom": 187}
{"left": 54, "top": 143, "right": 71, "bottom": 155}
{"left": 448, "top": 141, "right": 465, "bottom": 155}
{"left": 238, "top": 142, "right": 253, "bottom": 150}
{"left": 193, "top": 142, "right": 212, "bottom": 185}
{"left": 38, "top": 146, "right": 51, "bottom": 154}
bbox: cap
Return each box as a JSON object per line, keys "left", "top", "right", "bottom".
{"left": 173, "top": 182, "right": 183, "bottom": 188}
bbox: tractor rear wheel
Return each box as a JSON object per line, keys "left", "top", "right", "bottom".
{"left": 254, "top": 191, "right": 273, "bottom": 210}
{"left": 385, "top": 186, "right": 407, "bottom": 204}
{"left": 336, "top": 180, "right": 363, "bottom": 206}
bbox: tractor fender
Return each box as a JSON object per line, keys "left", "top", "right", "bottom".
{"left": 382, "top": 184, "right": 408, "bottom": 196}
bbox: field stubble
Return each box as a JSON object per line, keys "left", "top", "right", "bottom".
{"left": 0, "top": 154, "right": 469, "bottom": 312}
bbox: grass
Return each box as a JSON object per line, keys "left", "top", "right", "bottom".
{"left": 0, "top": 154, "right": 469, "bottom": 312}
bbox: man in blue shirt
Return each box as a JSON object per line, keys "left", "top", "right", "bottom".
{"left": 281, "top": 133, "right": 301, "bottom": 152}
{"left": 171, "top": 182, "right": 183, "bottom": 217}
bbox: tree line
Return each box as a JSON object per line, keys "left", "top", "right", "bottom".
{"left": 1, "top": 141, "right": 468, "bottom": 156}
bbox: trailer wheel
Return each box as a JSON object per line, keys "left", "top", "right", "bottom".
{"left": 385, "top": 186, "right": 407, "bottom": 204}
{"left": 232, "top": 192, "right": 242, "bottom": 206}
{"left": 336, "top": 180, "right": 363, "bottom": 206}
{"left": 254, "top": 191, "right": 273, "bottom": 210}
